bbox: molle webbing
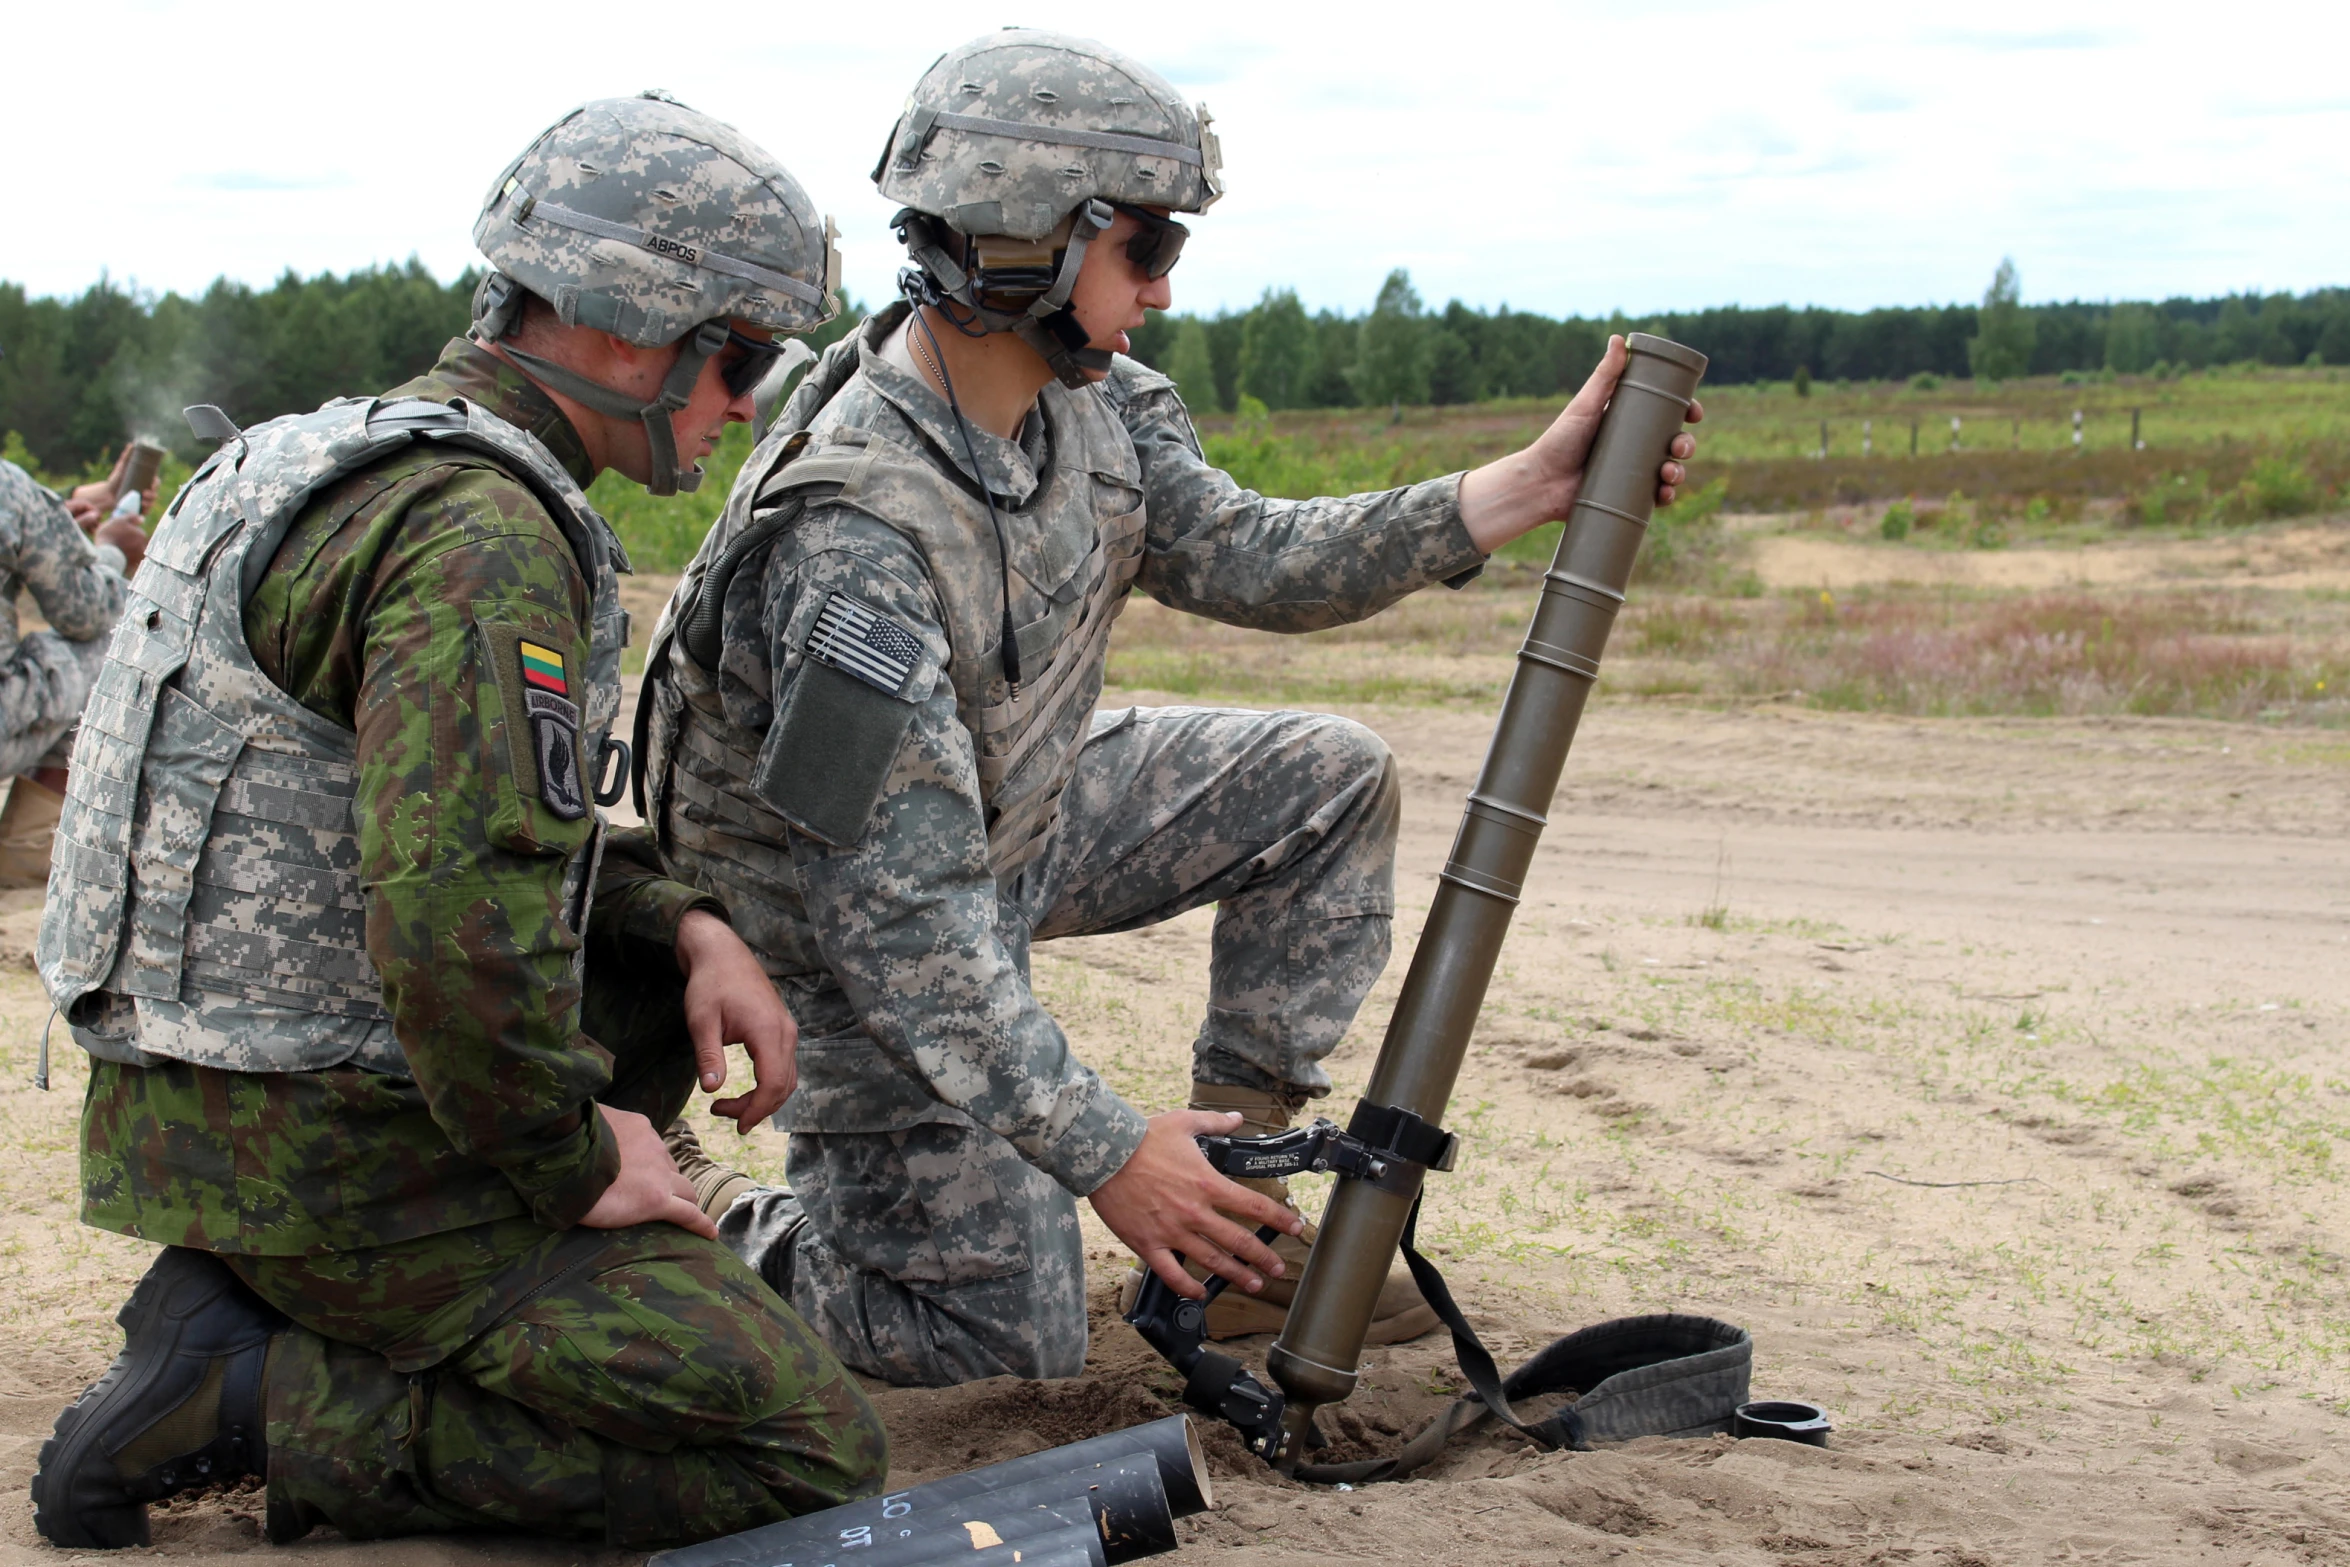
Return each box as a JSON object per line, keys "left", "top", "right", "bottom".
{"left": 649, "top": 351, "right": 1145, "bottom": 886}
{"left": 181, "top": 746, "right": 387, "bottom": 1018}
{"left": 38, "top": 394, "right": 626, "bottom": 1075}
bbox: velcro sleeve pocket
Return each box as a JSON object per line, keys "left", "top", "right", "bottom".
{"left": 754, "top": 660, "right": 921, "bottom": 848}
{"left": 474, "top": 611, "right": 595, "bottom": 856}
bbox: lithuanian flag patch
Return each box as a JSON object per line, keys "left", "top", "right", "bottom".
{"left": 520, "top": 641, "right": 569, "bottom": 696}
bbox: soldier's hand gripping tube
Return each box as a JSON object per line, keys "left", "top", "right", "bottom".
{"left": 1261, "top": 333, "right": 1709, "bottom": 1470}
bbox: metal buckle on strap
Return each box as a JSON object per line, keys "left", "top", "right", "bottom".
{"left": 1195, "top": 1101, "right": 1458, "bottom": 1199}
{"left": 1346, "top": 1100, "right": 1460, "bottom": 1174}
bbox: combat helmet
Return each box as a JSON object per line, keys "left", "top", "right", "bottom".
{"left": 471, "top": 90, "right": 841, "bottom": 494}
{"left": 875, "top": 30, "right": 1222, "bottom": 386}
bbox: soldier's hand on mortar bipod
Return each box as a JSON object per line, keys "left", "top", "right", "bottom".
{"left": 1456, "top": 333, "right": 1704, "bottom": 555}
{"left": 674, "top": 909, "right": 800, "bottom": 1133}
{"left": 1088, "top": 1110, "right": 1305, "bottom": 1300}
{"left": 580, "top": 1105, "right": 720, "bottom": 1238}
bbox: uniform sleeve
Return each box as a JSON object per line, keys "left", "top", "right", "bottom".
{"left": 0, "top": 462, "right": 125, "bottom": 639}
{"left": 350, "top": 471, "right": 620, "bottom": 1229}
{"left": 760, "top": 510, "right": 1148, "bottom": 1195}
{"left": 1107, "top": 363, "right": 1489, "bottom": 633}
{"left": 589, "top": 826, "right": 729, "bottom": 964}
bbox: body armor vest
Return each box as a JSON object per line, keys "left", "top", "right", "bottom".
{"left": 38, "top": 397, "right": 628, "bottom": 1077}
{"left": 642, "top": 331, "right": 1146, "bottom": 981}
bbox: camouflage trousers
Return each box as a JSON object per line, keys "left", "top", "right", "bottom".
{"left": 0, "top": 629, "right": 106, "bottom": 775}
{"left": 227, "top": 963, "right": 887, "bottom": 1547}
{"left": 745, "top": 705, "right": 1399, "bottom": 1387}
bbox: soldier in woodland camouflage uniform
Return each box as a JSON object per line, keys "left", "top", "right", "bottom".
{"left": 642, "top": 32, "right": 1700, "bottom": 1387}
{"left": 31, "top": 95, "right": 885, "bottom": 1551}
{"left": 0, "top": 453, "right": 146, "bottom": 884}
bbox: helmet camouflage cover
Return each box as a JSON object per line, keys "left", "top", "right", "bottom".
{"left": 875, "top": 30, "right": 1222, "bottom": 386}
{"left": 476, "top": 90, "right": 839, "bottom": 346}
{"left": 874, "top": 28, "right": 1221, "bottom": 242}
{"left": 470, "top": 91, "right": 839, "bottom": 493}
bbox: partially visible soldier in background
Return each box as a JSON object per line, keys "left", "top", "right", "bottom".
{"left": 30, "top": 94, "right": 885, "bottom": 1551}
{"left": 0, "top": 425, "right": 150, "bottom": 886}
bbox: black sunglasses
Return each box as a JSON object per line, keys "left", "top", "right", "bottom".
{"left": 718, "top": 325, "right": 786, "bottom": 397}
{"left": 1108, "top": 203, "right": 1189, "bottom": 280}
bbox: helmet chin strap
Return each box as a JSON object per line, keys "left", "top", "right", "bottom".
{"left": 897, "top": 202, "right": 1117, "bottom": 389}
{"left": 492, "top": 319, "right": 731, "bottom": 495}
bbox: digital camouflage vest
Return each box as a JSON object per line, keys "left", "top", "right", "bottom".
{"left": 642, "top": 319, "right": 1146, "bottom": 932}
{"left": 38, "top": 397, "right": 629, "bottom": 1076}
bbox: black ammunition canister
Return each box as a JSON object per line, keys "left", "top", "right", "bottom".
{"left": 652, "top": 1431, "right": 1201, "bottom": 1567}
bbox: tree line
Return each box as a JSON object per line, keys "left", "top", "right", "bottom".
{"left": 1131, "top": 267, "right": 2350, "bottom": 415}
{"left": 4, "top": 258, "right": 2346, "bottom": 475}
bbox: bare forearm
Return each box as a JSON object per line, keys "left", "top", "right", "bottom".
{"left": 1459, "top": 447, "right": 1576, "bottom": 555}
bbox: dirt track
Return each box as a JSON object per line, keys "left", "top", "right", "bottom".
{"left": 3, "top": 694, "right": 2347, "bottom": 1565}
{"left": 1750, "top": 517, "right": 2350, "bottom": 594}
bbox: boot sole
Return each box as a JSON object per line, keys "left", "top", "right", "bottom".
{"left": 32, "top": 1350, "right": 150, "bottom": 1548}
{"left": 32, "top": 1249, "right": 265, "bottom": 1549}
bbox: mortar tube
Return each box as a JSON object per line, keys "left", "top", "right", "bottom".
{"left": 652, "top": 1454, "right": 1180, "bottom": 1567}
{"left": 1261, "top": 333, "right": 1711, "bottom": 1470}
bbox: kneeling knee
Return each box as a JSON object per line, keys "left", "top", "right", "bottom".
{"left": 993, "top": 1334, "right": 1086, "bottom": 1383}
{"left": 820, "top": 1385, "right": 892, "bottom": 1503}
{"left": 1316, "top": 714, "right": 1394, "bottom": 780}
{"left": 1317, "top": 715, "right": 1400, "bottom": 830}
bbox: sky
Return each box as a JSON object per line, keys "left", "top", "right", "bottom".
{"left": 5, "top": 0, "right": 2345, "bottom": 320}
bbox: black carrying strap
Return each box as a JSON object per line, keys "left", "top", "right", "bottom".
{"left": 1292, "top": 1196, "right": 1751, "bottom": 1484}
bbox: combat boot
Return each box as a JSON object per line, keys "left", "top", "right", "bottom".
{"left": 664, "top": 1118, "right": 760, "bottom": 1218}
{"left": 33, "top": 1247, "right": 285, "bottom": 1549}
{"left": 1121, "top": 1082, "right": 1440, "bottom": 1343}
{"left": 0, "top": 772, "right": 64, "bottom": 889}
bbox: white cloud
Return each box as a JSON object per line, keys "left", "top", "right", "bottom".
{"left": 3, "top": 0, "right": 2343, "bottom": 319}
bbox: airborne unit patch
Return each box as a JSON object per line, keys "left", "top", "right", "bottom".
{"left": 519, "top": 640, "right": 587, "bottom": 820}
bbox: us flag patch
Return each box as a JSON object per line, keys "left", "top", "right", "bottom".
{"left": 808, "top": 593, "right": 923, "bottom": 695}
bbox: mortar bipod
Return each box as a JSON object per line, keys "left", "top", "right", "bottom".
{"left": 1121, "top": 1236, "right": 1287, "bottom": 1459}
{"left": 1122, "top": 1105, "right": 1461, "bottom": 1462}
{"left": 1124, "top": 1113, "right": 1753, "bottom": 1484}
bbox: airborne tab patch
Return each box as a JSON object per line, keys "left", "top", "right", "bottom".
{"left": 807, "top": 593, "right": 923, "bottom": 696}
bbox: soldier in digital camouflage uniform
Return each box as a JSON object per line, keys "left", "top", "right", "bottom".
{"left": 0, "top": 450, "right": 148, "bottom": 884}
{"left": 640, "top": 31, "right": 1700, "bottom": 1387}
{"left": 31, "top": 94, "right": 885, "bottom": 1551}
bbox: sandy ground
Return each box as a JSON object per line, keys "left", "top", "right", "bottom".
{"left": 2, "top": 687, "right": 2348, "bottom": 1565}
{"left": 1749, "top": 519, "right": 2350, "bottom": 593}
